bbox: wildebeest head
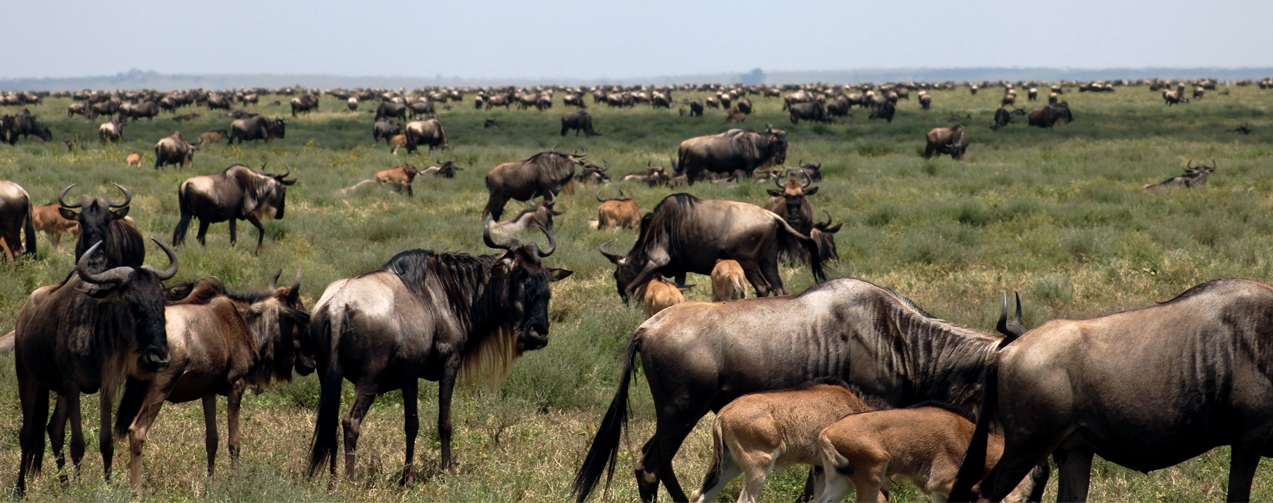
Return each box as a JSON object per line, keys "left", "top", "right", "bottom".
{"left": 59, "top": 183, "right": 141, "bottom": 268}
{"left": 256, "top": 268, "right": 311, "bottom": 380}
{"left": 77, "top": 238, "right": 179, "bottom": 373}
{"left": 810, "top": 210, "right": 842, "bottom": 263}
{"left": 267, "top": 118, "right": 286, "bottom": 140}
{"left": 482, "top": 219, "right": 572, "bottom": 351}
{"left": 253, "top": 164, "right": 297, "bottom": 220}
{"left": 766, "top": 173, "right": 817, "bottom": 230}
{"left": 763, "top": 124, "right": 788, "bottom": 165}
{"left": 599, "top": 213, "right": 656, "bottom": 304}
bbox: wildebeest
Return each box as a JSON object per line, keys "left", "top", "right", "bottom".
{"left": 374, "top": 101, "right": 408, "bottom": 121}
{"left": 419, "top": 160, "right": 462, "bottom": 179}
{"left": 676, "top": 126, "right": 787, "bottom": 184}
{"left": 827, "top": 96, "right": 852, "bottom": 117}
{"left": 991, "top": 107, "right": 1012, "bottom": 131}
{"left": 98, "top": 120, "right": 125, "bottom": 143}
{"left": 620, "top": 162, "right": 671, "bottom": 187}
{"left": 227, "top": 116, "right": 286, "bottom": 144}
{"left": 868, "top": 100, "right": 896, "bottom": 122}
{"left": 789, "top": 101, "right": 831, "bottom": 124}
{"left": 575, "top": 162, "right": 611, "bottom": 185}
{"left": 58, "top": 183, "right": 145, "bottom": 269}
{"left": 14, "top": 239, "right": 178, "bottom": 493}
{"left": 689, "top": 99, "right": 705, "bottom": 117}
{"left": 375, "top": 165, "right": 422, "bottom": 197}
{"left": 572, "top": 278, "right": 1016, "bottom": 502}
{"left": 1027, "top": 102, "right": 1072, "bottom": 128}
{"left": 172, "top": 164, "right": 296, "bottom": 254}
{"left": 710, "top": 259, "right": 746, "bottom": 301}
{"left": 1027, "top": 87, "right": 1039, "bottom": 101}
{"left": 488, "top": 195, "right": 564, "bottom": 236}
{"left": 787, "top": 160, "right": 823, "bottom": 182}
{"left": 724, "top": 108, "right": 747, "bottom": 124}
{"left": 388, "top": 134, "right": 409, "bottom": 155}
{"left": 154, "top": 131, "right": 197, "bottom": 170}
{"left": 31, "top": 203, "right": 78, "bottom": 253}
{"left": 194, "top": 130, "right": 227, "bottom": 147}
{"left": 482, "top": 150, "right": 584, "bottom": 220}
{"left": 638, "top": 275, "right": 691, "bottom": 319}
{"left": 598, "top": 193, "right": 823, "bottom": 302}
{"left": 407, "top": 99, "right": 434, "bottom": 119}
{"left": 561, "top": 111, "right": 600, "bottom": 137}
{"left": 6, "top": 109, "right": 52, "bottom": 143}
{"left": 373, "top": 120, "right": 402, "bottom": 143}
{"left": 403, "top": 118, "right": 449, "bottom": 153}
{"left": 595, "top": 191, "right": 641, "bottom": 230}
{"left": 119, "top": 101, "right": 159, "bottom": 122}
{"left": 920, "top": 92, "right": 933, "bottom": 110}
{"left": 1162, "top": 90, "right": 1189, "bottom": 105}
{"left": 346, "top": 97, "right": 359, "bottom": 111}
{"left": 1142, "top": 160, "right": 1215, "bottom": 192}
{"left": 126, "top": 153, "right": 142, "bottom": 167}
{"left": 688, "top": 381, "right": 880, "bottom": 503}
{"left": 736, "top": 97, "right": 753, "bottom": 115}
{"left": 290, "top": 95, "right": 319, "bottom": 116}
{"left": 924, "top": 125, "right": 970, "bottom": 160}
{"left": 764, "top": 174, "right": 819, "bottom": 263}
{"left": 305, "top": 223, "right": 572, "bottom": 482}
{"left": 0, "top": 181, "right": 36, "bottom": 259}
{"left": 951, "top": 278, "right": 1273, "bottom": 503}
{"left": 113, "top": 271, "right": 309, "bottom": 489}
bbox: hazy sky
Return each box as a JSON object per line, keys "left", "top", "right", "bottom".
{"left": 5, "top": 0, "right": 1270, "bottom": 80}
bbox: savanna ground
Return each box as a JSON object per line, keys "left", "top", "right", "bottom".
{"left": 0, "top": 82, "right": 1271, "bottom": 502}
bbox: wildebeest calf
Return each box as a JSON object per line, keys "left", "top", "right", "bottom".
{"left": 376, "top": 165, "right": 422, "bottom": 197}
{"left": 126, "top": 152, "right": 142, "bottom": 168}
{"left": 710, "top": 259, "right": 746, "bottom": 301}
{"left": 31, "top": 203, "right": 80, "bottom": 252}
{"left": 638, "top": 276, "right": 691, "bottom": 319}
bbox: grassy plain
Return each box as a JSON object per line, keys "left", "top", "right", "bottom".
{"left": 0, "top": 83, "right": 1271, "bottom": 501}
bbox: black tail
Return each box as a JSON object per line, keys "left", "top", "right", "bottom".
{"left": 172, "top": 184, "right": 192, "bottom": 245}
{"left": 22, "top": 198, "right": 35, "bottom": 257}
{"left": 19, "top": 384, "right": 49, "bottom": 478}
{"left": 571, "top": 335, "right": 639, "bottom": 502}
{"left": 950, "top": 360, "right": 999, "bottom": 501}
{"left": 307, "top": 365, "right": 343, "bottom": 478}
{"left": 776, "top": 220, "right": 825, "bottom": 284}
{"left": 113, "top": 377, "right": 147, "bottom": 438}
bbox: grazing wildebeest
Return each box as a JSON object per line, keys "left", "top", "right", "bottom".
{"left": 404, "top": 118, "right": 449, "bottom": 153}
{"left": 375, "top": 165, "right": 422, "bottom": 197}
{"left": 598, "top": 193, "right": 823, "bottom": 302}
{"left": 305, "top": 223, "right": 572, "bottom": 483}
{"left": 572, "top": 278, "right": 1018, "bottom": 502}
{"left": 227, "top": 116, "right": 286, "bottom": 144}
{"left": 154, "top": 131, "right": 197, "bottom": 170}
{"left": 924, "top": 125, "right": 971, "bottom": 160}
{"left": 595, "top": 191, "right": 641, "bottom": 230}
{"left": 710, "top": 259, "right": 746, "bottom": 301}
{"left": 789, "top": 101, "right": 831, "bottom": 124}
{"left": 7, "top": 109, "right": 52, "bottom": 143}
{"left": 991, "top": 107, "right": 1012, "bottom": 131}
{"left": 688, "top": 381, "right": 881, "bottom": 503}
{"left": 676, "top": 126, "right": 787, "bottom": 184}
{"left": 1027, "top": 102, "right": 1072, "bottom": 128}
{"left": 1142, "top": 160, "right": 1216, "bottom": 192}
{"left": 113, "top": 270, "right": 309, "bottom": 489}
{"left": 373, "top": 120, "right": 402, "bottom": 143}
{"left": 197, "top": 129, "right": 229, "bottom": 146}
{"left": 14, "top": 240, "right": 178, "bottom": 493}
{"left": 290, "top": 95, "right": 319, "bottom": 116}
{"left": 488, "top": 195, "right": 564, "bottom": 235}
{"left": 638, "top": 275, "right": 692, "bottom": 319}
{"left": 689, "top": 99, "right": 705, "bottom": 117}
{"left": 1162, "top": 90, "right": 1189, "bottom": 105}
{"left": 482, "top": 150, "right": 584, "bottom": 220}
{"left": 98, "top": 120, "right": 125, "bottom": 143}
{"left": 119, "top": 101, "right": 159, "bottom": 122}
{"left": 31, "top": 203, "right": 78, "bottom": 253}
{"left": 172, "top": 164, "right": 296, "bottom": 254}
{"left": 374, "top": 101, "right": 408, "bottom": 121}
{"left": 561, "top": 111, "right": 600, "bottom": 137}
{"left": 819, "top": 405, "right": 1047, "bottom": 503}
{"left": 407, "top": 99, "right": 434, "bottom": 119}
{"left": 950, "top": 278, "right": 1273, "bottom": 503}
{"left": 868, "top": 101, "right": 896, "bottom": 122}
{"left": 0, "top": 181, "right": 37, "bottom": 259}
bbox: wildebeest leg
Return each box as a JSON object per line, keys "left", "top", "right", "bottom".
{"left": 737, "top": 260, "right": 771, "bottom": 297}
{"left": 244, "top": 215, "right": 266, "bottom": 254}
{"left": 228, "top": 380, "right": 245, "bottom": 466}
{"left": 1226, "top": 434, "right": 1267, "bottom": 502}
{"left": 68, "top": 392, "right": 87, "bottom": 474}
{"left": 400, "top": 380, "right": 419, "bottom": 485}
{"left": 759, "top": 258, "right": 786, "bottom": 296}
{"left": 438, "top": 352, "right": 463, "bottom": 472}
{"left": 341, "top": 380, "right": 379, "bottom": 481}
{"left": 99, "top": 390, "right": 115, "bottom": 481}
{"left": 16, "top": 362, "right": 50, "bottom": 495}
{"left": 49, "top": 230, "right": 60, "bottom": 252}
{"left": 924, "top": 144, "right": 935, "bottom": 159}
{"left": 125, "top": 382, "right": 171, "bottom": 490}
{"left": 47, "top": 396, "right": 70, "bottom": 474}
{"left": 196, "top": 220, "right": 210, "bottom": 246}
{"left": 636, "top": 413, "right": 701, "bottom": 502}
{"left": 227, "top": 219, "right": 238, "bottom": 247}
{"left": 1054, "top": 447, "right": 1092, "bottom": 502}
{"left": 202, "top": 395, "right": 219, "bottom": 477}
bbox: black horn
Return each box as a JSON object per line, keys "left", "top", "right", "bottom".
{"left": 141, "top": 238, "right": 180, "bottom": 280}
{"left": 105, "top": 183, "right": 131, "bottom": 209}
{"left": 76, "top": 241, "right": 132, "bottom": 286}
{"left": 59, "top": 184, "right": 81, "bottom": 209}
{"left": 483, "top": 217, "right": 518, "bottom": 251}
{"left": 537, "top": 224, "right": 556, "bottom": 257}
{"left": 598, "top": 240, "right": 624, "bottom": 264}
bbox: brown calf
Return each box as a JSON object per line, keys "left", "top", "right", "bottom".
{"left": 375, "top": 164, "right": 422, "bottom": 197}
{"left": 31, "top": 203, "right": 80, "bottom": 252}
{"left": 711, "top": 259, "right": 747, "bottom": 301}
{"left": 816, "top": 405, "right": 1047, "bottom": 503}
{"left": 596, "top": 191, "right": 641, "bottom": 230}
{"left": 389, "top": 134, "right": 408, "bottom": 155}
{"left": 637, "top": 275, "right": 692, "bottom": 319}
{"left": 689, "top": 382, "right": 881, "bottom": 503}
{"left": 199, "top": 129, "right": 229, "bottom": 146}
{"left": 126, "top": 152, "right": 142, "bottom": 168}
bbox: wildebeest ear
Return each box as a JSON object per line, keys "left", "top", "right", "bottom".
{"left": 803, "top": 187, "right": 819, "bottom": 196}
{"left": 110, "top": 206, "right": 129, "bottom": 220}
{"left": 766, "top": 189, "right": 782, "bottom": 197}
{"left": 59, "top": 208, "right": 78, "bottom": 221}
{"left": 824, "top": 223, "right": 842, "bottom": 233}
{"left": 546, "top": 268, "right": 573, "bottom": 282}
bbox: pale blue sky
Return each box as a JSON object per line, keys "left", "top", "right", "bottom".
{"left": 5, "top": 0, "right": 1270, "bottom": 80}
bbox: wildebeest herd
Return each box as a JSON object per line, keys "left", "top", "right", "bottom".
{"left": 0, "top": 76, "right": 1271, "bottom": 502}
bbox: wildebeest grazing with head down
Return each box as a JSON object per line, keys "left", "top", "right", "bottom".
{"left": 676, "top": 126, "right": 787, "bottom": 184}
{"left": 951, "top": 278, "right": 1273, "bottom": 503}
{"left": 290, "top": 95, "right": 319, "bottom": 116}
{"left": 595, "top": 191, "right": 641, "bottom": 231}
{"left": 0, "top": 181, "right": 37, "bottom": 259}
{"left": 561, "top": 111, "right": 600, "bottom": 137}
{"left": 1027, "top": 102, "right": 1073, "bottom": 128}
{"left": 868, "top": 100, "right": 896, "bottom": 122}
{"left": 98, "top": 120, "right": 125, "bottom": 143}
{"left": 572, "top": 278, "right": 1020, "bottom": 502}
{"left": 598, "top": 193, "right": 823, "bottom": 302}
{"left": 991, "top": 107, "right": 1012, "bottom": 131}
{"left": 482, "top": 150, "right": 584, "bottom": 220}
{"left": 306, "top": 223, "right": 571, "bottom": 483}
{"left": 789, "top": 101, "right": 831, "bottom": 124}
{"left": 924, "top": 125, "right": 970, "bottom": 160}
{"left": 373, "top": 101, "right": 408, "bottom": 121}
{"left": 372, "top": 120, "right": 402, "bottom": 143}
{"left": 154, "top": 131, "right": 197, "bottom": 170}
{"left": 227, "top": 116, "right": 286, "bottom": 144}
{"left": 403, "top": 118, "right": 449, "bottom": 153}
{"left": 172, "top": 164, "right": 296, "bottom": 254}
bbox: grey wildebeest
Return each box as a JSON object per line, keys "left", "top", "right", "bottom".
{"left": 482, "top": 150, "right": 584, "bottom": 220}
{"left": 572, "top": 278, "right": 1022, "bottom": 502}
{"left": 595, "top": 191, "right": 641, "bottom": 230}
{"left": 305, "top": 224, "right": 572, "bottom": 483}
{"left": 172, "top": 164, "right": 296, "bottom": 254}
{"left": 372, "top": 120, "right": 402, "bottom": 143}
{"left": 868, "top": 101, "right": 896, "bottom": 123}
{"left": 99, "top": 120, "right": 125, "bottom": 143}
{"left": 950, "top": 278, "right": 1273, "bottom": 503}
{"left": 403, "top": 118, "right": 449, "bottom": 153}
{"left": 1027, "top": 102, "right": 1072, "bottom": 128}
{"left": 676, "top": 126, "right": 787, "bottom": 184}
{"left": 597, "top": 193, "right": 823, "bottom": 302}
{"left": 374, "top": 101, "right": 408, "bottom": 121}
{"left": 562, "top": 110, "right": 600, "bottom": 137}
{"left": 227, "top": 116, "right": 285, "bottom": 144}
{"left": 290, "top": 95, "right": 319, "bottom": 116}
{"left": 154, "top": 131, "right": 197, "bottom": 170}
{"left": 112, "top": 271, "right": 309, "bottom": 489}
{"left": 789, "top": 101, "right": 831, "bottom": 124}
{"left": 0, "top": 181, "right": 37, "bottom": 259}
{"left": 924, "top": 125, "right": 970, "bottom": 161}
{"left": 14, "top": 240, "right": 178, "bottom": 493}
{"left": 1142, "top": 160, "right": 1216, "bottom": 192}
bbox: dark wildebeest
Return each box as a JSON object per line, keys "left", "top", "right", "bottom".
{"left": 598, "top": 193, "right": 823, "bottom": 302}
{"left": 197, "top": 129, "right": 229, "bottom": 146}
{"left": 1142, "top": 160, "right": 1216, "bottom": 192}
{"left": 676, "top": 126, "right": 787, "bottom": 184}
{"left": 789, "top": 101, "right": 831, "bottom": 124}
{"left": 375, "top": 164, "right": 421, "bottom": 197}
{"left": 154, "top": 131, "right": 197, "bottom": 170}
{"left": 764, "top": 174, "right": 819, "bottom": 263}
{"left": 868, "top": 100, "right": 896, "bottom": 122}
{"left": 290, "top": 95, "right": 319, "bottom": 116}
{"left": 809, "top": 210, "right": 843, "bottom": 264}
{"left": 489, "top": 194, "right": 564, "bottom": 235}
{"left": 827, "top": 96, "right": 852, "bottom": 118}
{"left": 951, "top": 278, "right": 1273, "bottom": 503}
{"left": 990, "top": 107, "right": 1012, "bottom": 131}
{"left": 404, "top": 118, "right": 449, "bottom": 153}
{"left": 91, "top": 100, "right": 120, "bottom": 119}
{"left": 58, "top": 183, "right": 145, "bottom": 270}
{"left": 10, "top": 109, "right": 52, "bottom": 143}
{"left": 119, "top": 101, "right": 159, "bottom": 122}
{"left": 305, "top": 223, "right": 572, "bottom": 483}
{"left": 736, "top": 97, "right": 753, "bottom": 115}
{"left": 620, "top": 162, "right": 671, "bottom": 187}
{"left": 482, "top": 150, "right": 585, "bottom": 220}
{"left": 172, "top": 164, "right": 296, "bottom": 254}
{"left": 408, "top": 100, "right": 434, "bottom": 119}
{"left": 112, "top": 271, "right": 309, "bottom": 489}
{"left": 787, "top": 160, "right": 823, "bottom": 182}
{"left": 419, "top": 160, "right": 462, "bottom": 179}
{"left": 572, "top": 278, "right": 1024, "bottom": 502}
{"left": 372, "top": 120, "right": 402, "bottom": 143}
{"left": 374, "top": 101, "right": 408, "bottom": 121}
{"left": 561, "top": 111, "right": 600, "bottom": 137}
{"left": 227, "top": 116, "right": 286, "bottom": 144}
{"left": 0, "top": 181, "right": 37, "bottom": 259}
{"left": 99, "top": 120, "right": 125, "bottom": 143}
{"left": 1027, "top": 102, "right": 1073, "bottom": 128}
{"left": 14, "top": 239, "right": 178, "bottom": 493}
{"left": 689, "top": 99, "right": 704, "bottom": 117}
{"left": 575, "top": 162, "right": 611, "bottom": 185}
{"left": 595, "top": 191, "right": 641, "bottom": 230}
{"left": 924, "top": 125, "right": 971, "bottom": 161}
{"left": 920, "top": 92, "right": 933, "bottom": 110}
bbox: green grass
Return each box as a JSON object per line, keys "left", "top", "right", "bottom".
{"left": 1, "top": 83, "right": 1273, "bottom": 501}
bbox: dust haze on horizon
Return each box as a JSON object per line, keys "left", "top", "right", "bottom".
{"left": 4, "top": 0, "right": 1269, "bottom": 81}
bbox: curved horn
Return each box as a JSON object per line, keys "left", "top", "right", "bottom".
{"left": 1186, "top": 159, "right": 1194, "bottom": 170}
{"left": 59, "top": 184, "right": 81, "bottom": 209}
{"left": 821, "top": 209, "right": 834, "bottom": 226}
{"left": 269, "top": 268, "right": 283, "bottom": 290}
{"left": 774, "top": 173, "right": 785, "bottom": 189}
{"left": 141, "top": 238, "right": 180, "bottom": 280}
{"left": 798, "top": 170, "right": 812, "bottom": 188}
{"left": 601, "top": 160, "right": 609, "bottom": 171}
{"left": 537, "top": 224, "right": 556, "bottom": 257}
{"left": 290, "top": 265, "right": 302, "bottom": 292}
{"left": 105, "top": 183, "right": 131, "bottom": 209}
{"left": 599, "top": 240, "right": 624, "bottom": 262}
{"left": 596, "top": 190, "right": 606, "bottom": 203}
{"left": 482, "top": 217, "right": 517, "bottom": 251}
{"left": 277, "top": 163, "right": 292, "bottom": 179}
{"left": 76, "top": 241, "right": 131, "bottom": 286}
{"left": 619, "top": 190, "right": 627, "bottom": 200}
